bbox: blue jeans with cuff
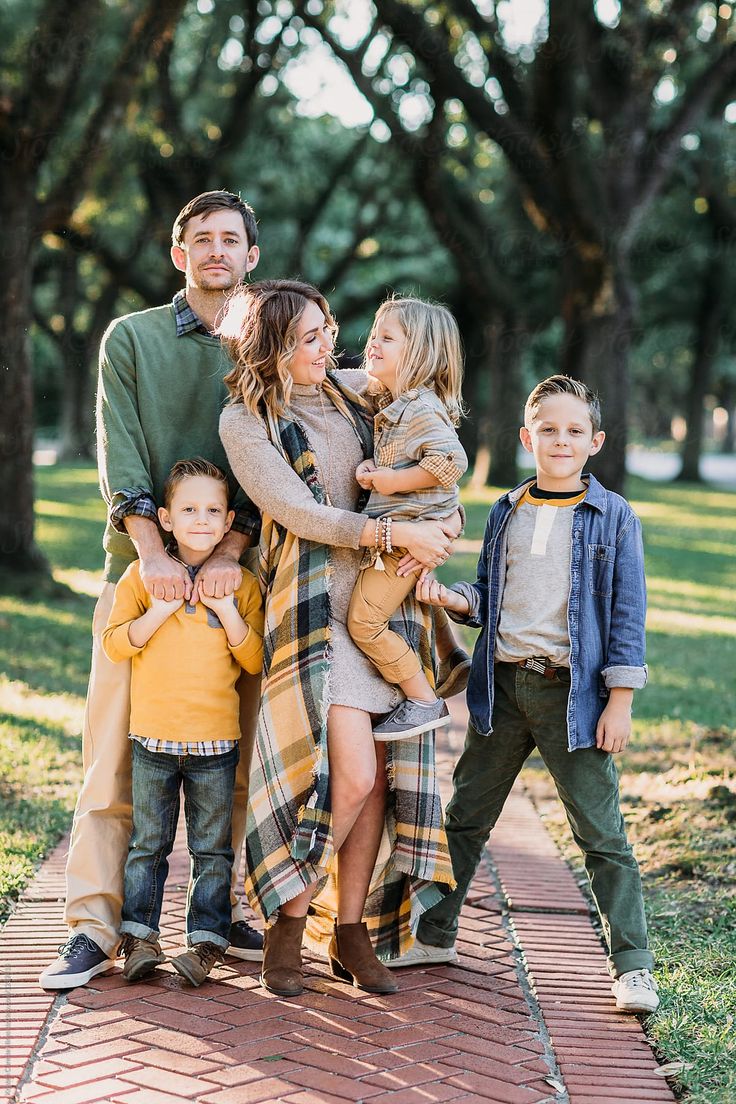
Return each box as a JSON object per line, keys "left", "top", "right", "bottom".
{"left": 120, "top": 741, "right": 238, "bottom": 951}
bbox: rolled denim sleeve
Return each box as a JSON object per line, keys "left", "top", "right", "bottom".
{"left": 447, "top": 582, "right": 483, "bottom": 626}
{"left": 601, "top": 511, "right": 648, "bottom": 690}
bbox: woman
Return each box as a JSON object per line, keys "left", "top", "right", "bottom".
{"left": 218, "top": 280, "right": 456, "bottom": 998}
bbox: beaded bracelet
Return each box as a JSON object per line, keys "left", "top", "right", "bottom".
{"left": 382, "top": 516, "right": 393, "bottom": 554}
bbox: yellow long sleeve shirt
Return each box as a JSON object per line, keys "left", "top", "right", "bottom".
{"left": 102, "top": 561, "right": 263, "bottom": 743}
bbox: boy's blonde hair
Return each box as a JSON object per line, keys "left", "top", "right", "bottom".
{"left": 525, "top": 375, "right": 602, "bottom": 433}
{"left": 368, "top": 297, "right": 465, "bottom": 425}
{"left": 163, "top": 458, "right": 229, "bottom": 509}
{"left": 219, "top": 280, "right": 337, "bottom": 418}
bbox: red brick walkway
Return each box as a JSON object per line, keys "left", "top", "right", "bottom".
{"left": 2, "top": 701, "right": 674, "bottom": 1104}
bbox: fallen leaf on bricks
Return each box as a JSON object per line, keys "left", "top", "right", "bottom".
{"left": 545, "top": 1076, "right": 565, "bottom": 1092}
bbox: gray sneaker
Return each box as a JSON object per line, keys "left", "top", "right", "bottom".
{"left": 373, "top": 699, "right": 451, "bottom": 742}
{"left": 386, "top": 938, "right": 459, "bottom": 969}
{"left": 435, "top": 648, "right": 471, "bottom": 699}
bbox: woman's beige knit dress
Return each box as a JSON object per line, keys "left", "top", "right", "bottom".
{"left": 219, "top": 372, "right": 400, "bottom": 715}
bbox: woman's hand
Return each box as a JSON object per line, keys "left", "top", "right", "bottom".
{"left": 393, "top": 519, "right": 454, "bottom": 575}
{"left": 355, "top": 458, "right": 377, "bottom": 490}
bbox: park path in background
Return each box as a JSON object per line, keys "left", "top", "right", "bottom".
{"left": 2, "top": 698, "right": 675, "bottom": 1104}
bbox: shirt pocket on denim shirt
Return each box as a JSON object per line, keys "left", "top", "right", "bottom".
{"left": 587, "top": 543, "right": 615, "bottom": 597}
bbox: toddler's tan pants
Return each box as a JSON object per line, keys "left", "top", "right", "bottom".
{"left": 347, "top": 551, "right": 423, "bottom": 685}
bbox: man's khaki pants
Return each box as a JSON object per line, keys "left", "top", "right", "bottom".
{"left": 63, "top": 583, "right": 259, "bottom": 956}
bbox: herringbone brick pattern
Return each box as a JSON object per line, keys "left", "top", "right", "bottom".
{"left": 1, "top": 700, "right": 674, "bottom": 1103}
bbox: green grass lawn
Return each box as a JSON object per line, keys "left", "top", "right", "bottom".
{"left": 1, "top": 466, "right": 734, "bottom": 1101}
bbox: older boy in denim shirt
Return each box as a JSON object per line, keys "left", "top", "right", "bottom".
{"left": 394, "top": 375, "right": 658, "bottom": 1014}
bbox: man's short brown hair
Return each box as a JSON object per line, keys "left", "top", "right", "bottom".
{"left": 525, "top": 375, "right": 602, "bottom": 433}
{"left": 172, "top": 191, "right": 258, "bottom": 249}
{"left": 163, "top": 458, "right": 229, "bottom": 509}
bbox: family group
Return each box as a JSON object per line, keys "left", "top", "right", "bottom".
{"left": 38, "top": 190, "right": 658, "bottom": 1016}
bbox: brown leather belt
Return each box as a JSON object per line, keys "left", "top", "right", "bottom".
{"left": 516, "top": 657, "right": 566, "bottom": 680}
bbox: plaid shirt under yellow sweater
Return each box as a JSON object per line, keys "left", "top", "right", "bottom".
{"left": 243, "top": 372, "right": 455, "bottom": 960}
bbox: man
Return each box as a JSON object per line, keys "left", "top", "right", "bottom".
{"left": 40, "top": 191, "right": 264, "bottom": 989}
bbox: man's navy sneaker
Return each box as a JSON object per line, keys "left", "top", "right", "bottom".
{"left": 226, "top": 919, "right": 264, "bottom": 961}
{"left": 39, "top": 934, "right": 115, "bottom": 989}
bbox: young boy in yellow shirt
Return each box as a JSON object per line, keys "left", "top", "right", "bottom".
{"left": 102, "top": 458, "right": 263, "bottom": 986}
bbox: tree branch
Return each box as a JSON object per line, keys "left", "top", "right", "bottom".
{"left": 450, "top": 0, "right": 529, "bottom": 122}
{"left": 291, "top": 131, "right": 373, "bottom": 273}
{"left": 41, "top": 0, "right": 189, "bottom": 230}
{"left": 53, "top": 225, "right": 162, "bottom": 305}
{"left": 370, "top": 0, "right": 559, "bottom": 228}
{"left": 628, "top": 42, "right": 736, "bottom": 245}
{"left": 6, "top": 0, "right": 100, "bottom": 166}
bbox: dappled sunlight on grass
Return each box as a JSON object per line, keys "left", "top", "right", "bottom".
{"left": 642, "top": 629, "right": 735, "bottom": 730}
{"left": 0, "top": 709, "right": 81, "bottom": 921}
{"left": 34, "top": 463, "right": 106, "bottom": 575}
{"left": 0, "top": 594, "right": 95, "bottom": 699}
{"left": 37, "top": 499, "right": 108, "bottom": 521}
{"left": 54, "top": 568, "right": 105, "bottom": 598}
{"left": 647, "top": 606, "right": 736, "bottom": 635}
{"left": 0, "top": 678, "right": 84, "bottom": 738}
{"left": 36, "top": 515, "right": 106, "bottom": 574}
{"left": 647, "top": 574, "right": 734, "bottom": 618}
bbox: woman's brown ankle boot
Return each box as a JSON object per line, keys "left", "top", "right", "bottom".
{"left": 261, "top": 912, "right": 307, "bottom": 997}
{"left": 328, "top": 921, "right": 398, "bottom": 994}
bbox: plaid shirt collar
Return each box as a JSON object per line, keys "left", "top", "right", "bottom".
{"left": 172, "top": 289, "right": 211, "bottom": 337}
{"left": 376, "top": 386, "right": 432, "bottom": 425}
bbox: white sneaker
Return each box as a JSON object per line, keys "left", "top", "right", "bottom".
{"left": 612, "top": 969, "right": 660, "bottom": 1013}
{"left": 385, "top": 938, "right": 459, "bottom": 969}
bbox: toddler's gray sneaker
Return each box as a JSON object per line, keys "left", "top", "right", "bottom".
{"left": 373, "top": 699, "right": 451, "bottom": 742}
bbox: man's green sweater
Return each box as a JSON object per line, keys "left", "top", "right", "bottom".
{"left": 96, "top": 303, "right": 255, "bottom": 583}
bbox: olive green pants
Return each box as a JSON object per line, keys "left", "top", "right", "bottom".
{"left": 418, "top": 662, "right": 653, "bottom": 978}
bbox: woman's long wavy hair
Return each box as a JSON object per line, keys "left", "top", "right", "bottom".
{"left": 366, "top": 297, "right": 466, "bottom": 425}
{"left": 219, "top": 280, "right": 338, "bottom": 418}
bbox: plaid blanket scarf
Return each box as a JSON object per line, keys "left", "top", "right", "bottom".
{"left": 244, "top": 372, "right": 455, "bottom": 959}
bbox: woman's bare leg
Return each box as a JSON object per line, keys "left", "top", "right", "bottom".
{"left": 336, "top": 740, "right": 387, "bottom": 922}
{"left": 280, "top": 705, "right": 385, "bottom": 919}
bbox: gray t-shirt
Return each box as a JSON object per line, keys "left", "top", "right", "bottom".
{"left": 495, "top": 484, "right": 587, "bottom": 666}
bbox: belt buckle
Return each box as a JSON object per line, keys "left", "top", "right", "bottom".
{"left": 524, "top": 657, "right": 548, "bottom": 675}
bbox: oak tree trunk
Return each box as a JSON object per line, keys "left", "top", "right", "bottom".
{"left": 0, "top": 185, "right": 48, "bottom": 574}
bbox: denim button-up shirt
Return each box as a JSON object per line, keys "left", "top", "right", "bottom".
{"left": 451, "top": 474, "right": 648, "bottom": 751}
